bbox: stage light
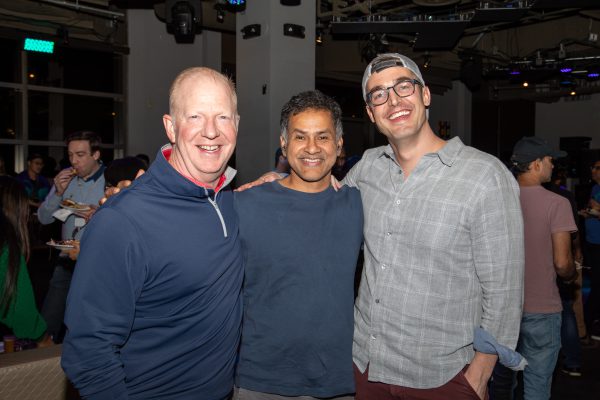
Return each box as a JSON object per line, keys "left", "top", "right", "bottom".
{"left": 560, "top": 67, "right": 572, "bottom": 73}
{"left": 166, "top": 0, "right": 202, "bottom": 44}
{"left": 522, "top": 81, "right": 529, "bottom": 87}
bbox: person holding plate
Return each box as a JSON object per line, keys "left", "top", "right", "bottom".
{"left": 582, "top": 159, "right": 600, "bottom": 340}
{"left": 37, "top": 130, "right": 105, "bottom": 343}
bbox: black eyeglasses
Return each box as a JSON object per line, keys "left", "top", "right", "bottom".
{"left": 366, "top": 79, "right": 423, "bottom": 106}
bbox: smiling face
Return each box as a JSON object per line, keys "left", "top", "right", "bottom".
{"left": 365, "top": 66, "right": 430, "bottom": 145}
{"left": 163, "top": 71, "right": 239, "bottom": 187}
{"left": 281, "top": 109, "right": 342, "bottom": 193}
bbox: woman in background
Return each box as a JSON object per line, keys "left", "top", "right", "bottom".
{"left": 0, "top": 176, "right": 53, "bottom": 345}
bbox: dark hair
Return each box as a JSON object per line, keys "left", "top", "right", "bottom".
{"left": 27, "top": 153, "right": 44, "bottom": 162}
{"left": 274, "top": 147, "right": 283, "bottom": 167}
{"left": 0, "top": 177, "right": 30, "bottom": 317}
{"left": 65, "top": 130, "right": 102, "bottom": 154}
{"left": 509, "top": 157, "right": 533, "bottom": 176}
{"left": 104, "top": 157, "right": 147, "bottom": 188}
{"left": 135, "top": 153, "right": 150, "bottom": 170}
{"left": 280, "top": 90, "right": 343, "bottom": 142}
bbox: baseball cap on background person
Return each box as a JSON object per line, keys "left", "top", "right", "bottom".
{"left": 361, "top": 53, "right": 426, "bottom": 102}
{"left": 511, "top": 136, "right": 567, "bottom": 164}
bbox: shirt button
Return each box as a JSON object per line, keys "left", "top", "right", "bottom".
{"left": 386, "top": 232, "right": 391, "bottom": 236}
{"left": 396, "top": 200, "right": 401, "bottom": 205}
{"left": 370, "top": 335, "right": 376, "bottom": 340}
{"left": 381, "top": 264, "right": 386, "bottom": 270}
{"left": 375, "top": 299, "right": 380, "bottom": 304}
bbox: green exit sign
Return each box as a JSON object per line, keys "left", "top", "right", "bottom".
{"left": 24, "top": 38, "right": 54, "bottom": 54}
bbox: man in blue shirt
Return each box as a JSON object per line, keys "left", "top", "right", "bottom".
{"left": 37, "top": 131, "right": 105, "bottom": 342}
{"left": 61, "top": 67, "right": 243, "bottom": 400}
{"left": 234, "top": 91, "right": 363, "bottom": 399}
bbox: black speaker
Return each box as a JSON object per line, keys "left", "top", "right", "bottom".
{"left": 460, "top": 56, "right": 483, "bottom": 92}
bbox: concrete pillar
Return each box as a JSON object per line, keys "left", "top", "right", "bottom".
{"left": 235, "top": 1, "right": 315, "bottom": 184}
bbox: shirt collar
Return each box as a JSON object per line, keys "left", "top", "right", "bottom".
{"left": 81, "top": 163, "right": 105, "bottom": 183}
{"left": 376, "top": 136, "right": 465, "bottom": 167}
{"left": 161, "top": 145, "right": 229, "bottom": 192}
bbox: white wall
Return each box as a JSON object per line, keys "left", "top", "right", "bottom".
{"left": 535, "top": 94, "right": 600, "bottom": 150}
{"left": 126, "top": 9, "right": 221, "bottom": 161}
{"left": 430, "top": 81, "right": 472, "bottom": 145}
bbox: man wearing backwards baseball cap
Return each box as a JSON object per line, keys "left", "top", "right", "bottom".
{"left": 498, "top": 137, "right": 576, "bottom": 399}
{"left": 344, "top": 53, "right": 524, "bottom": 399}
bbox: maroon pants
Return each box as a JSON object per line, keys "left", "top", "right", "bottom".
{"left": 354, "top": 364, "right": 487, "bottom": 400}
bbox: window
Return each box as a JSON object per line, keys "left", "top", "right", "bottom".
{"left": 0, "top": 36, "right": 124, "bottom": 175}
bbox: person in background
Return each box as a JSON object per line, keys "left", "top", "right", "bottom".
{"left": 496, "top": 137, "right": 576, "bottom": 400}
{"left": 42, "top": 155, "right": 58, "bottom": 179}
{"left": 332, "top": 145, "right": 349, "bottom": 180}
{"left": 104, "top": 156, "right": 147, "bottom": 189}
{"left": 581, "top": 159, "right": 600, "bottom": 341}
{"left": 134, "top": 153, "right": 150, "bottom": 170}
{"left": 0, "top": 176, "right": 53, "bottom": 346}
{"left": 66, "top": 156, "right": 148, "bottom": 261}
{"left": 234, "top": 91, "right": 362, "bottom": 399}
{"left": 16, "top": 153, "right": 52, "bottom": 209}
{"left": 0, "top": 156, "right": 9, "bottom": 176}
{"left": 37, "top": 131, "right": 105, "bottom": 343}
{"left": 273, "top": 147, "right": 290, "bottom": 175}
{"left": 543, "top": 167, "right": 584, "bottom": 377}
{"left": 62, "top": 67, "right": 243, "bottom": 400}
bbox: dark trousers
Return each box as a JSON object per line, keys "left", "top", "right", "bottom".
{"left": 584, "top": 242, "right": 600, "bottom": 332}
{"left": 41, "top": 259, "right": 74, "bottom": 343}
{"left": 354, "top": 363, "right": 484, "bottom": 400}
{"left": 560, "top": 298, "right": 582, "bottom": 368}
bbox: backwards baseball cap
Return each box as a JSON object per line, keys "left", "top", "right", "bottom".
{"left": 511, "top": 136, "right": 567, "bottom": 164}
{"left": 362, "top": 53, "right": 425, "bottom": 102}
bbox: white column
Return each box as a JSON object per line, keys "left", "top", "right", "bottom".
{"left": 235, "top": 1, "right": 316, "bottom": 184}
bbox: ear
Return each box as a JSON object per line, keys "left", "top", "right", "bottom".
{"left": 279, "top": 136, "right": 287, "bottom": 157}
{"left": 422, "top": 85, "right": 431, "bottom": 107}
{"left": 365, "top": 104, "right": 375, "bottom": 124}
{"left": 336, "top": 137, "right": 344, "bottom": 156}
{"left": 92, "top": 150, "right": 100, "bottom": 161}
{"left": 163, "top": 114, "right": 176, "bottom": 144}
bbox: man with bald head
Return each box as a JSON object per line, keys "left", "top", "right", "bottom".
{"left": 61, "top": 67, "right": 243, "bottom": 400}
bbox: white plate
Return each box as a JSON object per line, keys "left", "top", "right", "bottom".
{"left": 60, "top": 203, "right": 91, "bottom": 212}
{"left": 46, "top": 241, "right": 77, "bottom": 250}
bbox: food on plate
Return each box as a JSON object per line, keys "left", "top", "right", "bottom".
{"left": 47, "top": 239, "right": 79, "bottom": 247}
{"left": 61, "top": 199, "right": 89, "bottom": 210}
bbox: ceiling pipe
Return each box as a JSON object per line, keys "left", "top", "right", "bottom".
{"left": 37, "top": 0, "right": 125, "bottom": 19}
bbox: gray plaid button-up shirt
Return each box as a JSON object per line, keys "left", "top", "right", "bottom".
{"left": 345, "top": 137, "right": 524, "bottom": 389}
